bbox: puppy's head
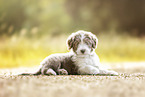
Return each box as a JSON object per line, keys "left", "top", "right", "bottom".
{"left": 67, "top": 30, "right": 98, "bottom": 55}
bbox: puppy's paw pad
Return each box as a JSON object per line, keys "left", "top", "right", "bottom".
{"left": 59, "top": 69, "right": 68, "bottom": 75}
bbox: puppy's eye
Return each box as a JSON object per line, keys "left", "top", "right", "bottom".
{"left": 85, "top": 41, "right": 91, "bottom": 45}
{"left": 85, "top": 36, "right": 91, "bottom": 39}
{"left": 84, "top": 37, "right": 90, "bottom": 42}
{"left": 85, "top": 39, "right": 91, "bottom": 44}
{"left": 75, "top": 38, "right": 80, "bottom": 42}
{"left": 74, "top": 38, "right": 80, "bottom": 44}
{"left": 85, "top": 38, "right": 90, "bottom": 41}
{"left": 84, "top": 38, "right": 92, "bottom": 47}
{"left": 75, "top": 38, "right": 80, "bottom": 41}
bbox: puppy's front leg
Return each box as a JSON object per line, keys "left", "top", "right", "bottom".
{"left": 78, "top": 65, "right": 100, "bottom": 75}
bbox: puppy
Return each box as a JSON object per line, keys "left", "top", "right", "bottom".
{"left": 20, "top": 30, "right": 118, "bottom": 76}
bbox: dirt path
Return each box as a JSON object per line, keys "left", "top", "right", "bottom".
{"left": 0, "top": 63, "right": 145, "bottom": 97}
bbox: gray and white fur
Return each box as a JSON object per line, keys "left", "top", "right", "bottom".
{"left": 20, "top": 30, "right": 118, "bottom": 76}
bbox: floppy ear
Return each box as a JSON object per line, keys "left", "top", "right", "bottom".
{"left": 66, "top": 36, "right": 74, "bottom": 50}
{"left": 92, "top": 36, "right": 98, "bottom": 49}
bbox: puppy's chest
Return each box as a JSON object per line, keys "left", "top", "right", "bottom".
{"left": 73, "top": 56, "right": 97, "bottom": 67}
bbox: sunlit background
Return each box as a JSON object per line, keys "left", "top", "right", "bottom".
{"left": 0, "top": 0, "right": 145, "bottom": 68}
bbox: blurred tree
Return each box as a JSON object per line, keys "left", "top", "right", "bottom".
{"left": 0, "top": 0, "right": 26, "bottom": 36}
{"left": 65, "top": 0, "right": 145, "bottom": 36}
{"left": 0, "top": 0, "right": 72, "bottom": 37}
{"left": 1, "top": 0, "right": 145, "bottom": 37}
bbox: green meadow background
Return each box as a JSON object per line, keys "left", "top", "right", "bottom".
{"left": 0, "top": 0, "right": 145, "bottom": 68}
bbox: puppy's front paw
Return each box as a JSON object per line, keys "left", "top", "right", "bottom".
{"left": 108, "top": 70, "right": 119, "bottom": 76}
{"left": 91, "top": 69, "right": 100, "bottom": 75}
{"left": 99, "top": 69, "right": 118, "bottom": 76}
{"left": 58, "top": 69, "right": 68, "bottom": 75}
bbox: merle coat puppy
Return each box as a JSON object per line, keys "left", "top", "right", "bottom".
{"left": 20, "top": 30, "right": 118, "bottom": 76}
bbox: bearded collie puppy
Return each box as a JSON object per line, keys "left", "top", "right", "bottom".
{"left": 20, "top": 30, "right": 118, "bottom": 76}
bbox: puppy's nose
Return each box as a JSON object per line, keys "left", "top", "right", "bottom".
{"left": 80, "top": 49, "right": 86, "bottom": 54}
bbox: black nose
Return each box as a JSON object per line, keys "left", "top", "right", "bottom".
{"left": 80, "top": 49, "right": 86, "bottom": 54}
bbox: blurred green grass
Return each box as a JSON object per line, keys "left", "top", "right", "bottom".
{"left": 97, "top": 34, "right": 145, "bottom": 62}
{"left": 0, "top": 33, "right": 145, "bottom": 68}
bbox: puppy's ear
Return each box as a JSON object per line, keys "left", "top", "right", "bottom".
{"left": 92, "top": 36, "right": 98, "bottom": 49}
{"left": 66, "top": 36, "right": 74, "bottom": 50}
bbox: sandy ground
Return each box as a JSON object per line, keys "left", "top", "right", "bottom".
{"left": 0, "top": 62, "right": 145, "bottom": 97}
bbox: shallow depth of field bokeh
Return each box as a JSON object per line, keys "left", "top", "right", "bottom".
{"left": 0, "top": 0, "right": 145, "bottom": 68}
